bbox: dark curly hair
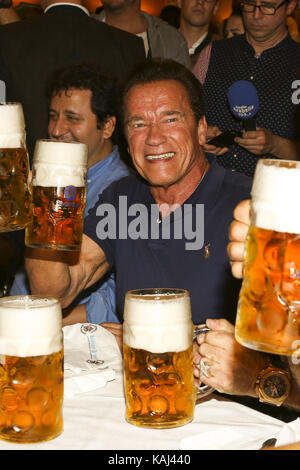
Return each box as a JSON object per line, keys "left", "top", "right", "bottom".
{"left": 46, "top": 63, "right": 117, "bottom": 130}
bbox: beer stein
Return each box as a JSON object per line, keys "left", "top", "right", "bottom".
{"left": 0, "top": 295, "right": 63, "bottom": 443}
{"left": 0, "top": 103, "right": 32, "bottom": 232}
{"left": 25, "top": 139, "right": 88, "bottom": 251}
{"left": 235, "top": 159, "right": 300, "bottom": 356}
{"left": 123, "top": 288, "right": 213, "bottom": 429}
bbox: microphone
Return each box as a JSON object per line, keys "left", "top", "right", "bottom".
{"left": 227, "top": 80, "right": 259, "bottom": 132}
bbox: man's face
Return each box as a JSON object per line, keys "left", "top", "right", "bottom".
{"left": 179, "top": 0, "right": 218, "bottom": 28}
{"left": 243, "top": 0, "right": 296, "bottom": 42}
{"left": 48, "top": 89, "right": 110, "bottom": 167}
{"left": 101, "top": 0, "right": 137, "bottom": 11}
{"left": 124, "top": 80, "right": 207, "bottom": 188}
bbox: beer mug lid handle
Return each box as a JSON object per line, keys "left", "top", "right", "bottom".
{"left": 193, "top": 325, "right": 214, "bottom": 398}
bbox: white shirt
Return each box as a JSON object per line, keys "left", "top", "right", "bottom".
{"left": 188, "top": 32, "right": 208, "bottom": 55}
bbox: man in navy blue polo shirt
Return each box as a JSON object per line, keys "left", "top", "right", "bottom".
{"left": 26, "top": 58, "right": 251, "bottom": 323}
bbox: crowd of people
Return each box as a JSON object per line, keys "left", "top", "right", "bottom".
{"left": 1, "top": 0, "right": 300, "bottom": 423}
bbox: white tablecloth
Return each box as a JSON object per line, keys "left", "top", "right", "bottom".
{"left": 0, "top": 324, "right": 292, "bottom": 451}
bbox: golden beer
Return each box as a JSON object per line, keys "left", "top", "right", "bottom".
{"left": 0, "top": 103, "right": 32, "bottom": 232}
{"left": 124, "top": 344, "right": 196, "bottom": 428}
{"left": 0, "top": 295, "right": 63, "bottom": 443}
{"left": 123, "top": 288, "right": 197, "bottom": 429}
{"left": 25, "top": 140, "right": 87, "bottom": 251}
{"left": 236, "top": 159, "right": 300, "bottom": 356}
{"left": 0, "top": 148, "right": 32, "bottom": 232}
{"left": 0, "top": 351, "right": 63, "bottom": 443}
{"left": 25, "top": 185, "right": 86, "bottom": 250}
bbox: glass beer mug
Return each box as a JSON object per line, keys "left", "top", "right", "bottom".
{"left": 235, "top": 159, "right": 300, "bottom": 356}
{"left": 25, "top": 139, "right": 88, "bottom": 251}
{"left": 123, "top": 288, "right": 213, "bottom": 429}
{"left": 0, "top": 295, "right": 63, "bottom": 443}
{"left": 0, "top": 103, "right": 32, "bottom": 232}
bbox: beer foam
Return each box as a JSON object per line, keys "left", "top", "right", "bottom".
{"left": 251, "top": 159, "right": 300, "bottom": 234}
{"left": 32, "top": 140, "right": 88, "bottom": 187}
{"left": 0, "top": 103, "right": 26, "bottom": 148}
{"left": 123, "top": 293, "right": 193, "bottom": 353}
{"left": 0, "top": 296, "right": 63, "bottom": 357}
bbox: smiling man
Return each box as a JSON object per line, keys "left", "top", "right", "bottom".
{"left": 26, "top": 58, "right": 251, "bottom": 327}
{"left": 193, "top": 0, "right": 300, "bottom": 177}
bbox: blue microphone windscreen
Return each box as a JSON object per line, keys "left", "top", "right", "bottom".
{"left": 227, "top": 80, "right": 259, "bottom": 120}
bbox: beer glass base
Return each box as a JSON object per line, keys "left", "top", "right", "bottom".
{"left": 0, "top": 426, "right": 63, "bottom": 444}
{"left": 26, "top": 242, "right": 80, "bottom": 251}
{"left": 0, "top": 222, "right": 31, "bottom": 233}
{"left": 236, "top": 335, "right": 295, "bottom": 357}
{"left": 125, "top": 416, "right": 193, "bottom": 429}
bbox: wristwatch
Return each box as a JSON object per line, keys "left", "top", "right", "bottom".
{"left": 255, "top": 365, "right": 291, "bottom": 407}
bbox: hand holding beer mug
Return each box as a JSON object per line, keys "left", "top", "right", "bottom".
{"left": 235, "top": 159, "right": 300, "bottom": 356}
{"left": 0, "top": 103, "right": 32, "bottom": 232}
{"left": 25, "top": 140, "right": 87, "bottom": 251}
{"left": 123, "top": 288, "right": 213, "bottom": 429}
{"left": 0, "top": 295, "right": 63, "bottom": 443}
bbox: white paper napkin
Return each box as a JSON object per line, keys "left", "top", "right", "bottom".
{"left": 180, "top": 399, "right": 284, "bottom": 450}
{"left": 63, "top": 323, "right": 122, "bottom": 398}
{"left": 274, "top": 418, "right": 300, "bottom": 448}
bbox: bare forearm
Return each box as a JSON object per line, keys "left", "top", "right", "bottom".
{"left": 25, "top": 248, "right": 73, "bottom": 306}
{"left": 25, "top": 235, "right": 110, "bottom": 308}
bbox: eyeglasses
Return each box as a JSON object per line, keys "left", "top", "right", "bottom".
{"left": 241, "top": 0, "right": 287, "bottom": 15}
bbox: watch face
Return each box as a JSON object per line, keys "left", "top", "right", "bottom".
{"left": 263, "top": 373, "right": 288, "bottom": 399}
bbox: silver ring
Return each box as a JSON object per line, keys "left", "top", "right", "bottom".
{"left": 199, "top": 358, "right": 211, "bottom": 378}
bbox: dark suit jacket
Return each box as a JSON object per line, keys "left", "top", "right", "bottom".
{"left": 0, "top": 5, "right": 145, "bottom": 159}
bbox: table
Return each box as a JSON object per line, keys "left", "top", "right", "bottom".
{"left": 0, "top": 324, "right": 289, "bottom": 451}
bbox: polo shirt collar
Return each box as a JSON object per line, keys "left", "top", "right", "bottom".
{"left": 239, "top": 31, "right": 290, "bottom": 58}
{"left": 143, "top": 153, "right": 225, "bottom": 211}
{"left": 186, "top": 153, "right": 226, "bottom": 209}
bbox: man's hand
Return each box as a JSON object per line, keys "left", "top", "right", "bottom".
{"left": 100, "top": 322, "right": 123, "bottom": 354}
{"left": 193, "top": 318, "right": 268, "bottom": 396}
{"left": 203, "top": 125, "right": 229, "bottom": 156}
{"left": 235, "top": 128, "right": 299, "bottom": 160}
{"left": 234, "top": 127, "right": 275, "bottom": 155}
{"left": 227, "top": 199, "right": 251, "bottom": 279}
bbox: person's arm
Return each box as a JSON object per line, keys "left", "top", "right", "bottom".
{"left": 62, "top": 304, "right": 87, "bottom": 326}
{"left": 25, "top": 234, "right": 109, "bottom": 308}
{"left": 235, "top": 128, "right": 299, "bottom": 161}
{"left": 194, "top": 318, "right": 268, "bottom": 397}
{"left": 194, "top": 318, "right": 300, "bottom": 411}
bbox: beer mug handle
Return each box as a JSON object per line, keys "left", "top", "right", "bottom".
{"left": 193, "top": 325, "right": 214, "bottom": 398}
